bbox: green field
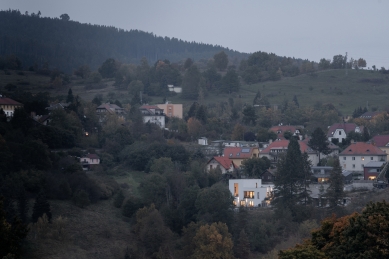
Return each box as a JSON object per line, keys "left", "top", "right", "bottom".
{"left": 1, "top": 68, "right": 388, "bottom": 117}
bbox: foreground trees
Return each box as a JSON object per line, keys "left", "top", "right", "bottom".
{"left": 279, "top": 201, "right": 389, "bottom": 259}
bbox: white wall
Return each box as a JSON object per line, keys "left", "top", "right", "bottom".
{"left": 229, "top": 179, "right": 274, "bottom": 207}
{"left": 340, "top": 155, "right": 386, "bottom": 172}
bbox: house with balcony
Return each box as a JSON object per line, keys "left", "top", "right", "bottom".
{"left": 139, "top": 105, "right": 165, "bottom": 128}
{"left": 223, "top": 147, "right": 260, "bottom": 167}
{"left": 339, "top": 142, "right": 387, "bottom": 172}
{"left": 229, "top": 179, "right": 274, "bottom": 208}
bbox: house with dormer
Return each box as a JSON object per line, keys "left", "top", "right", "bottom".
{"left": 339, "top": 142, "right": 386, "bottom": 172}
{"left": 370, "top": 135, "right": 389, "bottom": 160}
{"left": 269, "top": 125, "right": 304, "bottom": 140}
{"left": 206, "top": 156, "right": 236, "bottom": 174}
{"left": 139, "top": 105, "right": 165, "bottom": 128}
{"left": 223, "top": 147, "right": 260, "bottom": 167}
{"left": 327, "top": 123, "right": 363, "bottom": 144}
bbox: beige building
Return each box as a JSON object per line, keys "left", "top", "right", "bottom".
{"left": 156, "top": 103, "right": 183, "bottom": 119}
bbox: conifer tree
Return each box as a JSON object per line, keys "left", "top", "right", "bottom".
{"left": 308, "top": 127, "right": 331, "bottom": 165}
{"left": 31, "top": 190, "right": 52, "bottom": 222}
{"left": 66, "top": 88, "right": 74, "bottom": 103}
{"left": 326, "top": 158, "right": 344, "bottom": 208}
{"left": 235, "top": 229, "right": 250, "bottom": 259}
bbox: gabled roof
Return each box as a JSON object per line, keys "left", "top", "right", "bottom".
{"left": 96, "top": 103, "right": 124, "bottom": 114}
{"left": 140, "top": 105, "right": 163, "bottom": 110}
{"left": 260, "top": 140, "right": 315, "bottom": 154}
{"left": 0, "top": 97, "right": 22, "bottom": 106}
{"left": 223, "top": 147, "right": 257, "bottom": 159}
{"left": 371, "top": 135, "right": 389, "bottom": 147}
{"left": 327, "top": 123, "right": 362, "bottom": 137}
{"left": 340, "top": 142, "right": 386, "bottom": 156}
{"left": 269, "top": 125, "right": 303, "bottom": 140}
{"left": 359, "top": 111, "right": 380, "bottom": 120}
{"left": 209, "top": 156, "right": 235, "bottom": 170}
{"left": 86, "top": 154, "right": 99, "bottom": 159}
{"left": 303, "top": 137, "right": 340, "bottom": 150}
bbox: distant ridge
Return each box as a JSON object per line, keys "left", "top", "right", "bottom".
{"left": 0, "top": 9, "right": 248, "bottom": 72}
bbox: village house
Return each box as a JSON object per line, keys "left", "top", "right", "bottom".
{"left": 359, "top": 111, "right": 380, "bottom": 120}
{"left": 96, "top": 103, "right": 125, "bottom": 123}
{"left": 302, "top": 136, "right": 341, "bottom": 157}
{"left": 206, "top": 156, "right": 236, "bottom": 174}
{"left": 156, "top": 102, "right": 183, "bottom": 119}
{"left": 0, "top": 95, "right": 23, "bottom": 119}
{"left": 167, "top": 84, "right": 182, "bottom": 93}
{"left": 139, "top": 105, "right": 165, "bottom": 128}
{"left": 339, "top": 142, "right": 387, "bottom": 172}
{"left": 229, "top": 179, "right": 274, "bottom": 208}
{"left": 363, "top": 161, "right": 385, "bottom": 181}
{"left": 259, "top": 139, "right": 319, "bottom": 165}
{"left": 269, "top": 124, "right": 304, "bottom": 140}
{"left": 223, "top": 147, "right": 260, "bottom": 167}
{"left": 327, "top": 123, "right": 363, "bottom": 144}
{"left": 370, "top": 135, "right": 389, "bottom": 159}
{"left": 80, "top": 154, "right": 100, "bottom": 170}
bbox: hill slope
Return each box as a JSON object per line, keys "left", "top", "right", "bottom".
{"left": 0, "top": 10, "right": 247, "bottom": 73}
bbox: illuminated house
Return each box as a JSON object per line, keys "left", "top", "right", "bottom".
{"left": 229, "top": 179, "right": 274, "bottom": 208}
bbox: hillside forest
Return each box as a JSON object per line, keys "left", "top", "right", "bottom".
{"left": 1, "top": 8, "right": 389, "bottom": 259}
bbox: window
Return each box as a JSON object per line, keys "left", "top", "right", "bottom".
{"left": 248, "top": 201, "right": 254, "bottom": 207}
{"left": 361, "top": 157, "right": 364, "bottom": 161}
{"left": 339, "top": 131, "right": 341, "bottom": 135}
{"left": 240, "top": 200, "right": 246, "bottom": 206}
{"left": 361, "top": 164, "right": 364, "bottom": 168}
{"left": 244, "top": 191, "right": 255, "bottom": 199}
{"left": 257, "top": 192, "right": 260, "bottom": 199}
{"left": 352, "top": 157, "right": 355, "bottom": 160}
{"left": 371, "top": 157, "right": 374, "bottom": 160}
{"left": 352, "top": 164, "right": 355, "bottom": 168}
{"left": 210, "top": 165, "right": 213, "bottom": 169}
{"left": 343, "top": 157, "right": 346, "bottom": 160}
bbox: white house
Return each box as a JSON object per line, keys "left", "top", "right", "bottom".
{"left": 139, "top": 105, "right": 165, "bottom": 128}
{"left": 339, "top": 142, "right": 387, "bottom": 172}
{"left": 167, "top": 84, "right": 182, "bottom": 93}
{"left": 327, "top": 123, "right": 363, "bottom": 143}
{"left": 229, "top": 179, "right": 274, "bottom": 208}
{"left": 0, "top": 96, "right": 23, "bottom": 118}
{"left": 80, "top": 154, "right": 100, "bottom": 170}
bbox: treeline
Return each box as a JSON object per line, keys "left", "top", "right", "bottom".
{"left": 0, "top": 9, "right": 247, "bottom": 73}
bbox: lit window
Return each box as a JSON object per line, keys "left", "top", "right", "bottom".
{"left": 244, "top": 191, "right": 255, "bottom": 199}
{"left": 361, "top": 157, "right": 364, "bottom": 161}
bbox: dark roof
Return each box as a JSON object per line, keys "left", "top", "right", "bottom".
{"left": 359, "top": 111, "right": 380, "bottom": 119}
{"left": 260, "top": 140, "right": 314, "bottom": 154}
{"left": 86, "top": 154, "right": 99, "bottom": 159}
{"left": 371, "top": 135, "right": 389, "bottom": 147}
{"left": 327, "top": 123, "right": 362, "bottom": 137}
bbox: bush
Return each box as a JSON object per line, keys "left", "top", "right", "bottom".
{"left": 72, "top": 189, "right": 90, "bottom": 208}
{"left": 113, "top": 190, "right": 125, "bottom": 208}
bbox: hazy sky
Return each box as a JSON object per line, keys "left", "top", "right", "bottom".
{"left": 2, "top": 0, "right": 389, "bottom": 68}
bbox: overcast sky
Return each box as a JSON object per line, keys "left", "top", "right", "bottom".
{"left": 2, "top": 0, "right": 389, "bottom": 68}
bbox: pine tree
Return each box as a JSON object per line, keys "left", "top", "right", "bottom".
{"left": 66, "top": 88, "right": 74, "bottom": 103}
{"left": 308, "top": 127, "right": 331, "bottom": 165}
{"left": 273, "top": 138, "right": 310, "bottom": 220}
{"left": 326, "top": 158, "right": 344, "bottom": 208}
{"left": 31, "top": 190, "right": 52, "bottom": 222}
{"left": 235, "top": 229, "right": 250, "bottom": 259}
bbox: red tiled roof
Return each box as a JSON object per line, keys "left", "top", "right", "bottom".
{"left": 269, "top": 125, "right": 303, "bottom": 139}
{"left": 211, "top": 156, "right": 235, "bottom": 170}
{"left": 223, "top": 147, "right": 257, "bottom": 159}
{"left": 327, "top": 123, "right": 363, "bottom": 137}
{"left": 260, "top": 139, "right": 315, "bottom": 154}
{"left": 0, "top": 97, "right": 22, "bottom": 105}
{"left": 340, "top": 142, "right": 386, "bottom": 156}
{"left": 371, "top": 135, "right": 389, "bottom": 147}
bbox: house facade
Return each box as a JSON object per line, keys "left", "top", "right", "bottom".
{"left": 80, "top": 154, "right": 100, "bottom": 170}
{"left": 339, "top": 142, "right": 387, "bottom": 172}
{"left": 363, "top": 161, "right": 385, "bottom": 180}
{"left": 0, "top": 96, "right": 23, "bottom": 118}
{"left": 229, "top": 179, "right": 274, "bottom": 208}
{"left": 206, "top": 156, "right": 236, "bottom": 174}
{"left": 327, "top": 123, "right": 363, "bottom": 143}
{"left": 223, "top": 147, "right": 260, "bottom": 167}
{"left": 269, "top": 125, "right": 304, "bottom": 140}
{"left": 139, "top": 105, "right": 165, "bottom": 128}
{"left": 156, "top": 102, "right": 183, "bottom": 119}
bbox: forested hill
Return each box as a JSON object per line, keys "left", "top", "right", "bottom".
{"left": 0, "top": 9, "right": 248, "bottom": 72}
